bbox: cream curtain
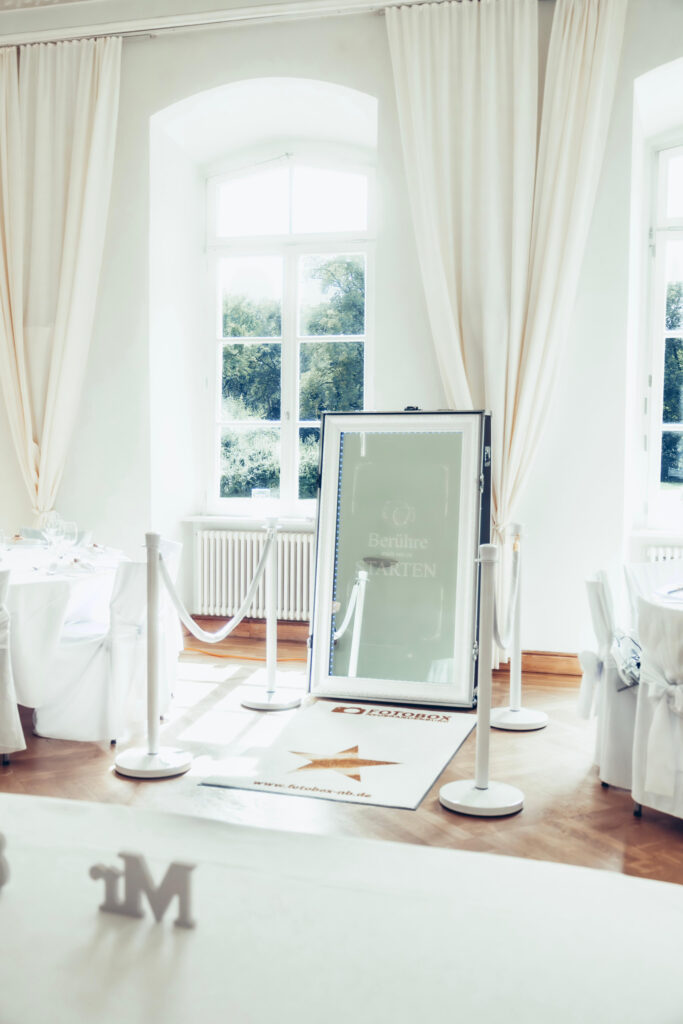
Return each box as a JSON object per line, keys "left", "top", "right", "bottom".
{"left": 0, "top": 37, "right": 121, "bottom": 523}
{"left": 386, "top": 0, "right": 626, "bottom": 531}
{"left": 386, "top": 0, "right": 538, "bottom": 532}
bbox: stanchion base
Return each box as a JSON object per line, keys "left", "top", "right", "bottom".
{"left": 439, "top": 779, "right": 524, "bottom": 817}
{"left": 241, "top": 690, "right": 303, "bottom": 712}
{"left": 114, "top": 747, "right": 193, "bottom": 779}
{"left": 490, "top": 706, "right": 548, "bottom": 731}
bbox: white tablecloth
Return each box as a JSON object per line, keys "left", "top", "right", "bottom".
{"left": 3, "top": 543, "right": 124, "bottom": 707}
{"left": 0, "top": 792, "right": 682, "bottom": 1024}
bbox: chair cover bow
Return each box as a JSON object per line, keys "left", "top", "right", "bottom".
{"left": 640, "top": 661, "right": 683, "bottom": 798}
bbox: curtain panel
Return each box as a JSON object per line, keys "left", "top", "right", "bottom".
{"left": 387, "top": 0, "right": 627, "bottom": 650}
{"left": 0, "top": 37, "right": 121, "bottom": 523}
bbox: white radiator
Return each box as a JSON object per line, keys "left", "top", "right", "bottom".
{"left": 194, "top": 529, "right": 315, "bottom": 620}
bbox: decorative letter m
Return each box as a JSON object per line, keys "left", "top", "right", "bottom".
{"left": 90, "top": 851, "right": 196, "bottom": 928}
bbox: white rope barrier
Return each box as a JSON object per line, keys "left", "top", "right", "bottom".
{"left": 333, "top": 579, "right": 361, "bottom": 642}
{"left": 114, "top": 524, "right": 301, "bottom": 781}
{"left": 158, "top": 528, "right": 276, "bottom": 645}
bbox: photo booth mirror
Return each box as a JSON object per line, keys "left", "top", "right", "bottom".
{"left": 309, "top": 411, "right": 491, "bottom": 707}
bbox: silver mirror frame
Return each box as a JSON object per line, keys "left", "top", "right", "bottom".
{"left": 308, "top": 410, "right": 491, "bottom": 708}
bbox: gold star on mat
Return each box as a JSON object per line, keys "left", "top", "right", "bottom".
{"left": 289, "top": 745, "right": 400, "bottom": 783}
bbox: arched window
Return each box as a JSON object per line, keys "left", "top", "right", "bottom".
{"left": 153, "top": 77, "right": 377, "bottom": 517}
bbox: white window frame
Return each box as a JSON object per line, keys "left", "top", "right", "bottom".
{"left": 205, "top": 153, "right": 375, "bottom": 518}
{"left": 644, "top": 143, "right": 683, "bottom": 529}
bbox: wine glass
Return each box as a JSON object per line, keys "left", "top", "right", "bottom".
{"left": 59, "top": 521, "right": 78, "bottom": 560}
{"left": 43, "top": 511, "right": 64, "bottom": 552}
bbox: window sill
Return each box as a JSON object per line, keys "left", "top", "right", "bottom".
{"left": 183, "top": 513, "right": 316, "bottom": 533}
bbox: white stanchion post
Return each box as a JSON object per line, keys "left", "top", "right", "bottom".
{"left": 114, "top": 533, "right": 193, "bottom": 780}
{"left": 439, "top": 544, "right": 524, "bottom": 817}
{"left": 348, "top": 570, "right": 368, "bottom": 678}
{"left": 490, "top": 524, "right": 548, "bottom": 732}
{"left": 241, "top": 520, "right": 302, "bottom": 712}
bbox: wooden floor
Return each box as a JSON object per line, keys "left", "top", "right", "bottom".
{"left": 2, "top": 636, "right": 682, "bottom": 885}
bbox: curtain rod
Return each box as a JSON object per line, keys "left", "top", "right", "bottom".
{"left": 0, "top": 1, "right": 403, "bottom": 46}
{"left": 0, "top": 0, "right": 551, "bottom": 47}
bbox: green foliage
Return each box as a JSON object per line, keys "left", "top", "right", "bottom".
{"left": 223, "top": 296, "right": 281, "bottom": 338}
{"left": 299, "top": 430, "right": 320, "bottom": 499}
{"left": 222, "top": 343, "right": 281, "bottom": 420}
{"left": 302, "top": 257, "right": 365, "bottom": 336}
{"left": 221, "top": 256, "right": 366, "bottom": 497}
{"left": 299, "top": 342, "right": 364, "bottom": 420}
{"left": 220, "top": 430, "right": 280, "bottom": 498}
{"left": 666, "top": 281, "right": 683, "bottom": 331}
{"left": 661, "top": 285, "right": 683, "bottom": 482}
{"left": 661, "top": 432, "right": 682, "bottom": 483}
{"left": 662, "top": 337, "right": 683, "bottom": 424}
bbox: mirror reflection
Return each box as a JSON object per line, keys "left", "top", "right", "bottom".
{"left": 329, "top": 430, "right": 463, "bottom": 684}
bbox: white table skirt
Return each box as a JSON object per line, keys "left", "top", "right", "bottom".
{"left": 3, "top": 544, "right": 123, "bottom": 707}
{"left": 1, "top": 793, "right": 682, "bottom": 1024}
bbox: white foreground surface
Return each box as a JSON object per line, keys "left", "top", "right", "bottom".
{"left": 1, "top": 793, "right": 682, "bottom": 1024}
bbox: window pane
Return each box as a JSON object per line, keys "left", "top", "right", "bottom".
{"left": 222, "top": 343, "right": 281, "bottom": 420}
{"left": 299, "top": 341, "right": 364, "bottom": 420}
{"left": 666, "top": 153, "right": 683, "bottom": 219}
{"left": 220, "top": 427, "right": 280, "bottom": 498}
{"left": 661, "top": 431, "right": 683, "bottom": 486}
{"left": 299, "top": 426, "right": 320, "bottom": 499}
{"left": 298, "top": 254, "right": 365, "bottom": 336}
{"left": 663, "top": 338, "right": 683, "bottom": 425}
{"left": 216, "top": 167, "right": 289, "bottom": 237}
{"left": 221, "top": 256, "right": 282, "bottom": 338}
{"left": 292, "top": 167, "right": 368, "bottom": 234}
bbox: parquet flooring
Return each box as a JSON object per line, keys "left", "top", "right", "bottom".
{"left": 2, "top": 637, "right": 682, "bottom": 885}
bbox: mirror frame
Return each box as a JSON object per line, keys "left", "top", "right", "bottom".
{"left": 308, "top": 410, "right": 491, "bottom": 708}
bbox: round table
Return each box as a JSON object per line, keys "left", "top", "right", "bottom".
{"left": 0, "top": 792, "right": 682, "bottom": 1024}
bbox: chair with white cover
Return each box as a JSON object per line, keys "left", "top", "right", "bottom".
{"left": 33, "top": 562, "right": 147, "bottom": 743}
{"left": 624, "top": 559, "right": 683, "bottom": 634}
{"left": 578, "top": 573, "right": 638, "bottom": 789}
{"left": 631, "top": 597, "right": 683, "bottom": 819}
{"left": 0, "top": 570, "right": 26, "bottom": 762}
{"left": 8, "top": 578, "right": 70, "bottom": 708}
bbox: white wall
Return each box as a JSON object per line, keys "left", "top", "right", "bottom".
{"left": 0, "top": 14, "right": 439, "bottom": 548}
{"left": 149, "top": 125, "right": 206, "bottom": 598}
{"left": 518, "top": 0, "right": 683, "bottom": 651}
{"left": 3, "top": 0, "right": 683, "bottom": 651}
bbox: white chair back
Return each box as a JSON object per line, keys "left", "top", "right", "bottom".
{"left": 109, "top": 561, "right": 147, "bottom": 633}
{"left": 580, "top": 573, "right": 637, "bottom": 789}
{"left": 579, "top": 575, "right": 616, "bottom": 716}
{"left": 0, "top": 570, "right": 25, "bottom": 755}
{"left": 8, "top": 578, "right": 70, "bottom": 707}
{"left": 586, "top": 577, "right": 614, "bottom": 652}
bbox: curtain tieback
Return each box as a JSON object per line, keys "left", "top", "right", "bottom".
{"left": 640, "top": 663, "right": 683, "bottom": 798}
